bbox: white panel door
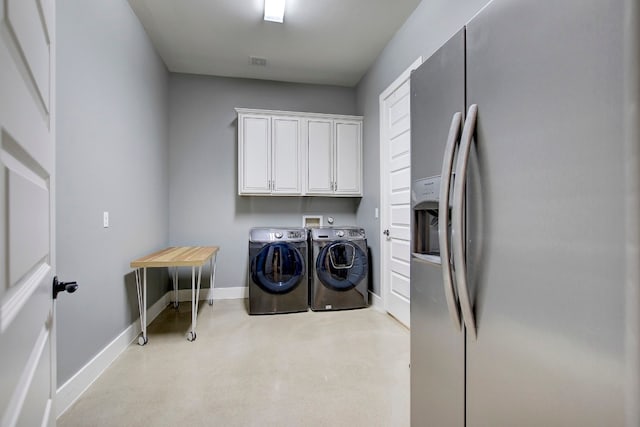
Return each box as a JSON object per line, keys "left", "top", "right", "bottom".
{"left": 380, "top": 57, "right": 422, "bottom": 328}
{"left": 334, "top": 120, "right": 362, "bottom": 195}
{"left": 1, "top": 0, "right": 57, "bottom": 426}
{"left": 306, "top": 119, "right": 333, "bottom": 194}
{"left": 239, "top": 115, "right": 271, "bottom": 194}
{"left": 272, "top": 117, "right": 301, "bottom": 194}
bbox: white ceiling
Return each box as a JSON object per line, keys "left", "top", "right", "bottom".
{"left": 127, "top": 0, "right": 421, "bottom": 87}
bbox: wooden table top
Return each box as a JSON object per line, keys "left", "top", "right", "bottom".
{"left": 130, "top": 246, "right": 219, "bottom": 268}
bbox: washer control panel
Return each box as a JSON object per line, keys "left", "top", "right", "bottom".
{"left": 249, "top": 228, "right": 308, "bottom": 243}
{"left": 287, "top": 230, "right": 305, "bottom": 239}
{"left": 311, "top": 227, "right": 366, "bottom": 241}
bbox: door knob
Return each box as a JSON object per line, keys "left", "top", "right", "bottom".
{"left": 52, "top": 276, "right": 78, "bottom": 299}
{"left": 383, "top": 229, "right": 390, "bottom": 237}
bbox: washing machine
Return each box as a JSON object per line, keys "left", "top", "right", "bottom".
{"left": 310, "top": 227, "right": 369, "bottom": 311}
{"left": 248, "top": 227, "right": 308, "bottom": 314}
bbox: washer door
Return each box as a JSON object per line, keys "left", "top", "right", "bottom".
{"left": 316, "top": 241, "right": 368, "bottom": 291}
{"left": 252, "top": 242, "right": 305, "bottom": 294}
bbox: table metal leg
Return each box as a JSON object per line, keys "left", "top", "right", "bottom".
{"left": 208, "top": 254, "right": 217, "bottom": 305}
{"left": 172, "top": 267, "right": 179, "bottom": 309}
{"left": 135, "top": 268, "right": 148, "bottom": 346}
{"left": 187, "top": 265, "right": 202, "bottom": 342}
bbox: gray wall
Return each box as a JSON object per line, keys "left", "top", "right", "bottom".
{"left": 56, "top": 0, "right": 170, "bottom": 385}
{"left": 355, "top": 0, "right": 491, "bottom": 295}
{"left": 53, "top": 0, "right": 491, "bottom": 389}
{"left": 168, "top": 74, "right": 359, "bottom": 289}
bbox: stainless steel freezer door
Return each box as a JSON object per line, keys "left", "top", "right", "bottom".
{"left": 410, "top": 28, "right": 466, "bottom": 184}
{"left": 464, "top": 0, "right": 625, "bottom": 425}
{"left": 410, "top": 258, "right": 464, "bottom": 427}
{"left": 410, "top": 28, "right": 466, "bottom": 427}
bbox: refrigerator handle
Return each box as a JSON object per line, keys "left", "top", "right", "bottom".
{"left": 439, "top": 112, "right": 463, "bottom": 331}
{"left": 452, "top": 104, "right": 478, "bottom": 340}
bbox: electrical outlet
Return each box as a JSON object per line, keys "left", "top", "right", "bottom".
{"left": 103, "top": 211, "right": 109, "bottom": 228}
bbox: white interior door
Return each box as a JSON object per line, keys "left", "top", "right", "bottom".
{"left": 380, "top": 58, "right": 422, "bottom": 328}
{"left": 1, "top": 1, "right": 57, "bottom": 426}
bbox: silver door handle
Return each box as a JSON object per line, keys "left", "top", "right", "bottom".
{"left": 452, "top": 104, "right": 478, "bottom": 340}
{"left": 439, "top": 112, "right": 463, "bottom": 332}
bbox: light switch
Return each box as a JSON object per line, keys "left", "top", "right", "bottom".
{"left": 103, "top": 211, "right": 109, "bottom": 228}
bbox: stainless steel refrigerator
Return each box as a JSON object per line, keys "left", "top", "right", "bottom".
{"left": 409, "top": 0, "right": 632, "bottom": 425}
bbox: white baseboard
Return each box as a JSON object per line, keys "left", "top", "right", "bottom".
{"left": 212, "top": 286, "right": 247, "bottom": 300}
{"left": 56, "top": 293, "right": 169, "bottom": 418}
{"left": 369, "top": 291, "right": 384, "bottom": 312}
{"left": 56, "top": 286, "right": 246, "bottom": 418}
{"left": 169, "top": 286, "right": 247, "bottom": 302}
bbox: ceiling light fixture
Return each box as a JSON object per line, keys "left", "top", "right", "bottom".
{"left": 264, "top": 0, "right": 285, "bottom": 23}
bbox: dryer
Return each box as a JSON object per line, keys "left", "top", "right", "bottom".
{"left": 310, "top": 227, "right": 368, "bottom": 311}
{"left": 248, "top": 227, "right": 308, "bottom": 314}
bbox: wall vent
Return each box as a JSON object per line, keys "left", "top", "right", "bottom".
{"left": 249, "top": 56, "right": 267, "bottom": 66}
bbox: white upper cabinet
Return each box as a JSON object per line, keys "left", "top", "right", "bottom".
{"left": 305, "top": 118, "right": 363, "bottom": 196}
{"left": 306, "top": 119, "right": 334, "bottom": 194}
{"left": 334, "top": 120, "right": 362, "bottom": 195}
{"left": 237, "top": 108, "right": 362, "bottom": 197}
{"left": 237, "top": 110, "right": 302, "bottom": 195}
{"left": 272, "top": 116, "right": 302, "bottom": 194}
{"left": 239, "top": 114, "right": 271, "bottom": 194}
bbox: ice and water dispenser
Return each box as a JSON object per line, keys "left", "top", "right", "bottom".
{"left": 412, "top": 176, "right": 446, "bottom": 263}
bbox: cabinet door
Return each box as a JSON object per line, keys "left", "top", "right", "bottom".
{"left": 272, "top": 116, "right": 302, "bottom": 194}
{"left": 239, "top": 115, "right": 271, "bottom": 194}
{"left": 334, "top": 120, "right": 362, "bottom": 195}
{"left": 306, "top": 119, "right": 334, "bottom": 194}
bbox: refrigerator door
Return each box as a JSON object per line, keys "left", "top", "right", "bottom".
{"left": 410, "top": 29, "right": 466, "bottom": 427}
{"left": 465, "top": 0, "right": 625, "bottom": 425}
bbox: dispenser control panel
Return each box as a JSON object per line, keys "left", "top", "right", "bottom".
{"left": 412, "top": 176, "right": 442, "bottom": 260}
{"left": 412, "top": 176, "right": 441, "bottom": 205}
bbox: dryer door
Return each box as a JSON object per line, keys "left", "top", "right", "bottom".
{"left": 252, "top": 242, "right": 305, "bottom": 294}
{"left": 316, "top": 241, "right": 368, "bottom": 291}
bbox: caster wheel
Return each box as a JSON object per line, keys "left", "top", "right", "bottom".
{"left": 138, "top": 335, "right": 148, "bottom": 346}
{"left": 187, "top": 331, "right": 196, "bottom": 342}
{"left": 173, "top": 301, "right": 179, "bottom": 309}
